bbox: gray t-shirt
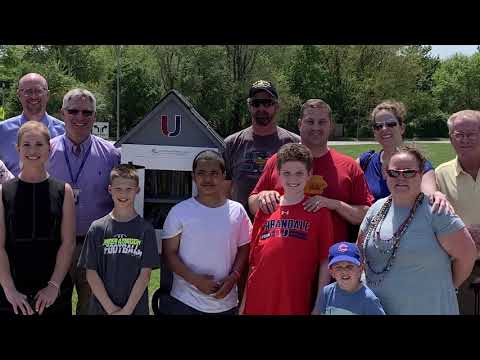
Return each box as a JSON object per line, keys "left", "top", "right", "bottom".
{"left": 316, "top": 282, "right": 385, "bottom": 315}
{"left": 360, "top": 196, "right": 465, "bottom": 315}
{"left": 78, "top": 214, "right": 161, "bottom": 315}
{"left": 223, "top": 126, "right": 300, "bottom": 214}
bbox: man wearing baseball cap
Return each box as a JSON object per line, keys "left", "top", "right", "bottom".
{"left": 223, "top": 80, "right": 300, "bottom": 218}
{"left": 312, "top": 242, "right": 385, "bottom": 315}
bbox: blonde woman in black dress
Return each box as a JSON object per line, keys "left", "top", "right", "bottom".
{"left": 0, "top": 121, "right": 75, "bottom": 315}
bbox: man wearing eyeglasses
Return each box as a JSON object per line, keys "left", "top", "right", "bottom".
{"left": 222, "top": 80, "right": 300, "bottom": 217}
{"left": 436, "top": 110, "right": 480, "bottom": 315}
{"left": 0, "top": 73, "right": 65, "bottom": 176}
{"left": 48, "top": 88, "right": 120, "bottom": 315}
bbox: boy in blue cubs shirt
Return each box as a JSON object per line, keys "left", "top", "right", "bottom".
{"left": 78, "top": 164, "right": 160, "bottom": 315}
{"left": 313, "top": 242, "right": 385, "bottom": 315}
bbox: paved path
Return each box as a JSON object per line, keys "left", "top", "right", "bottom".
{"left": 329, "top": 140, "right": 450, "bottom": 145}
{"left": 111, "top": 140, "right": 450, "bottom": 146}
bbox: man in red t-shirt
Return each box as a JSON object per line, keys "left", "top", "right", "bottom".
{"left": 240, "top": 143, "right": 333, "bottom": 315}
{"left": 248, "top": 99, "right": 374, "bottom": 243}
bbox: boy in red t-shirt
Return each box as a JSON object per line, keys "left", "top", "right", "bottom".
{"left": 240, "top": 143, "right": 334, "bottom": 315}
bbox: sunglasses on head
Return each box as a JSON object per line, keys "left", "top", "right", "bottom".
{"left": 66, "top": 109, "right": 94, "bottom": 117}
{"left": 373, "top": 121, "right": 398, "bottom": 131}
{"left": 249, "top": 99, "right": 276, "bottom": 108}
{"left": 386, "top": 169, "right": 419, "bottom": 178}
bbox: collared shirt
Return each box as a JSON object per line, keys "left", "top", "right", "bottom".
{"left": 0, "top": 113, "right": 65, "bottom": 176}
{"left": 436, "top": 157, "right": 480, "bottom": 226}
{"left": 48, "top": 134, "right": 121, "bottom": 236}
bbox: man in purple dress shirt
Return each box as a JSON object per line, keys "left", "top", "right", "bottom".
{"left": 0, "top": 73, "right": 65, "bottom": 175}
{"left": 48, "top": 88, "right": 120, "bottom": 315}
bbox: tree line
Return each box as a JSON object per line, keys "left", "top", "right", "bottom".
{"left": 0, "top": 45, "right": 479, "bottom": 139}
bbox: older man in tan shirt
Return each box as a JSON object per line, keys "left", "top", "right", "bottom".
{"left": 436, "top": 110, "right": 480, "bottom": 315}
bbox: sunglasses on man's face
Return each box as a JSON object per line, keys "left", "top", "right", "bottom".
{"left": 386, "top": 169, "right": 419, "bottom": 178}
{"left": 373, "top": 121, "right": 398, "bottom": 131}
{"left": 66, "top": 109, "right": 94, "bottom": 117}
{"left": 249, "top": 99, "right": 276, "bottom": 108}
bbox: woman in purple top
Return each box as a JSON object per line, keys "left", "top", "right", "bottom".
{"left": 357, "top": 100, "right": 452, "bottom": 213}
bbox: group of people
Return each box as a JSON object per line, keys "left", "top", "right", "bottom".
{"left": 0, "top": 73, "right": 478, "bottom": 316}
{"left": 0, "top": 73, "right": 160, "bottom": 316}
{"left": 159, "top": 80, "right": 479, "bottom": 315}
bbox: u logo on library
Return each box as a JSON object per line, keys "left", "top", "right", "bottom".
{"left": 161, "top": 114, "right": 182, "bottom": 137}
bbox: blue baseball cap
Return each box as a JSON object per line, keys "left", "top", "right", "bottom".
{"left": 328, "top": 242, "right": 361, "bottom": 268}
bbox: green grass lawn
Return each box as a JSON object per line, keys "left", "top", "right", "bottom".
{"left": 72, "top": 269, "right": 160, "bottom": 315}
{"left": 330, "top": 142, "right": 456, "bottom": 167}
{"left": 72, "top": 142, "right": 456, "bottom": 314}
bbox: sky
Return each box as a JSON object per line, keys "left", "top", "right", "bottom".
{"left": 429, "top": 45, "right": 478, "bottom": 59}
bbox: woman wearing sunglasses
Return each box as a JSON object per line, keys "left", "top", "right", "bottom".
{"left": 357, "top": 100, "right": 452, "bottom": 213}
{"left": 357, "top": 145, "right": 476, "bottom": 314}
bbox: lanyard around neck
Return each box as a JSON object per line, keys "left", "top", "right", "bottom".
{"left": 62, "top": 137, "right": 92, "bottom": 186}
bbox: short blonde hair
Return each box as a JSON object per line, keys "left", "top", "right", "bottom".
{"left": 17, "top": 121, "right": 51, "bottom": 145}
{"left": 110, "top": 164, "right": 139, "bottom": 186}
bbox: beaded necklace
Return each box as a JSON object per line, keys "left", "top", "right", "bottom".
{"left": 363, "top": 193, "right": 424, "bottom": 287}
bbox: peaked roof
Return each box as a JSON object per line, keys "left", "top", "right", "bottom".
{"left": 114, "top": 89, "right": 225, "bottom": 149}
